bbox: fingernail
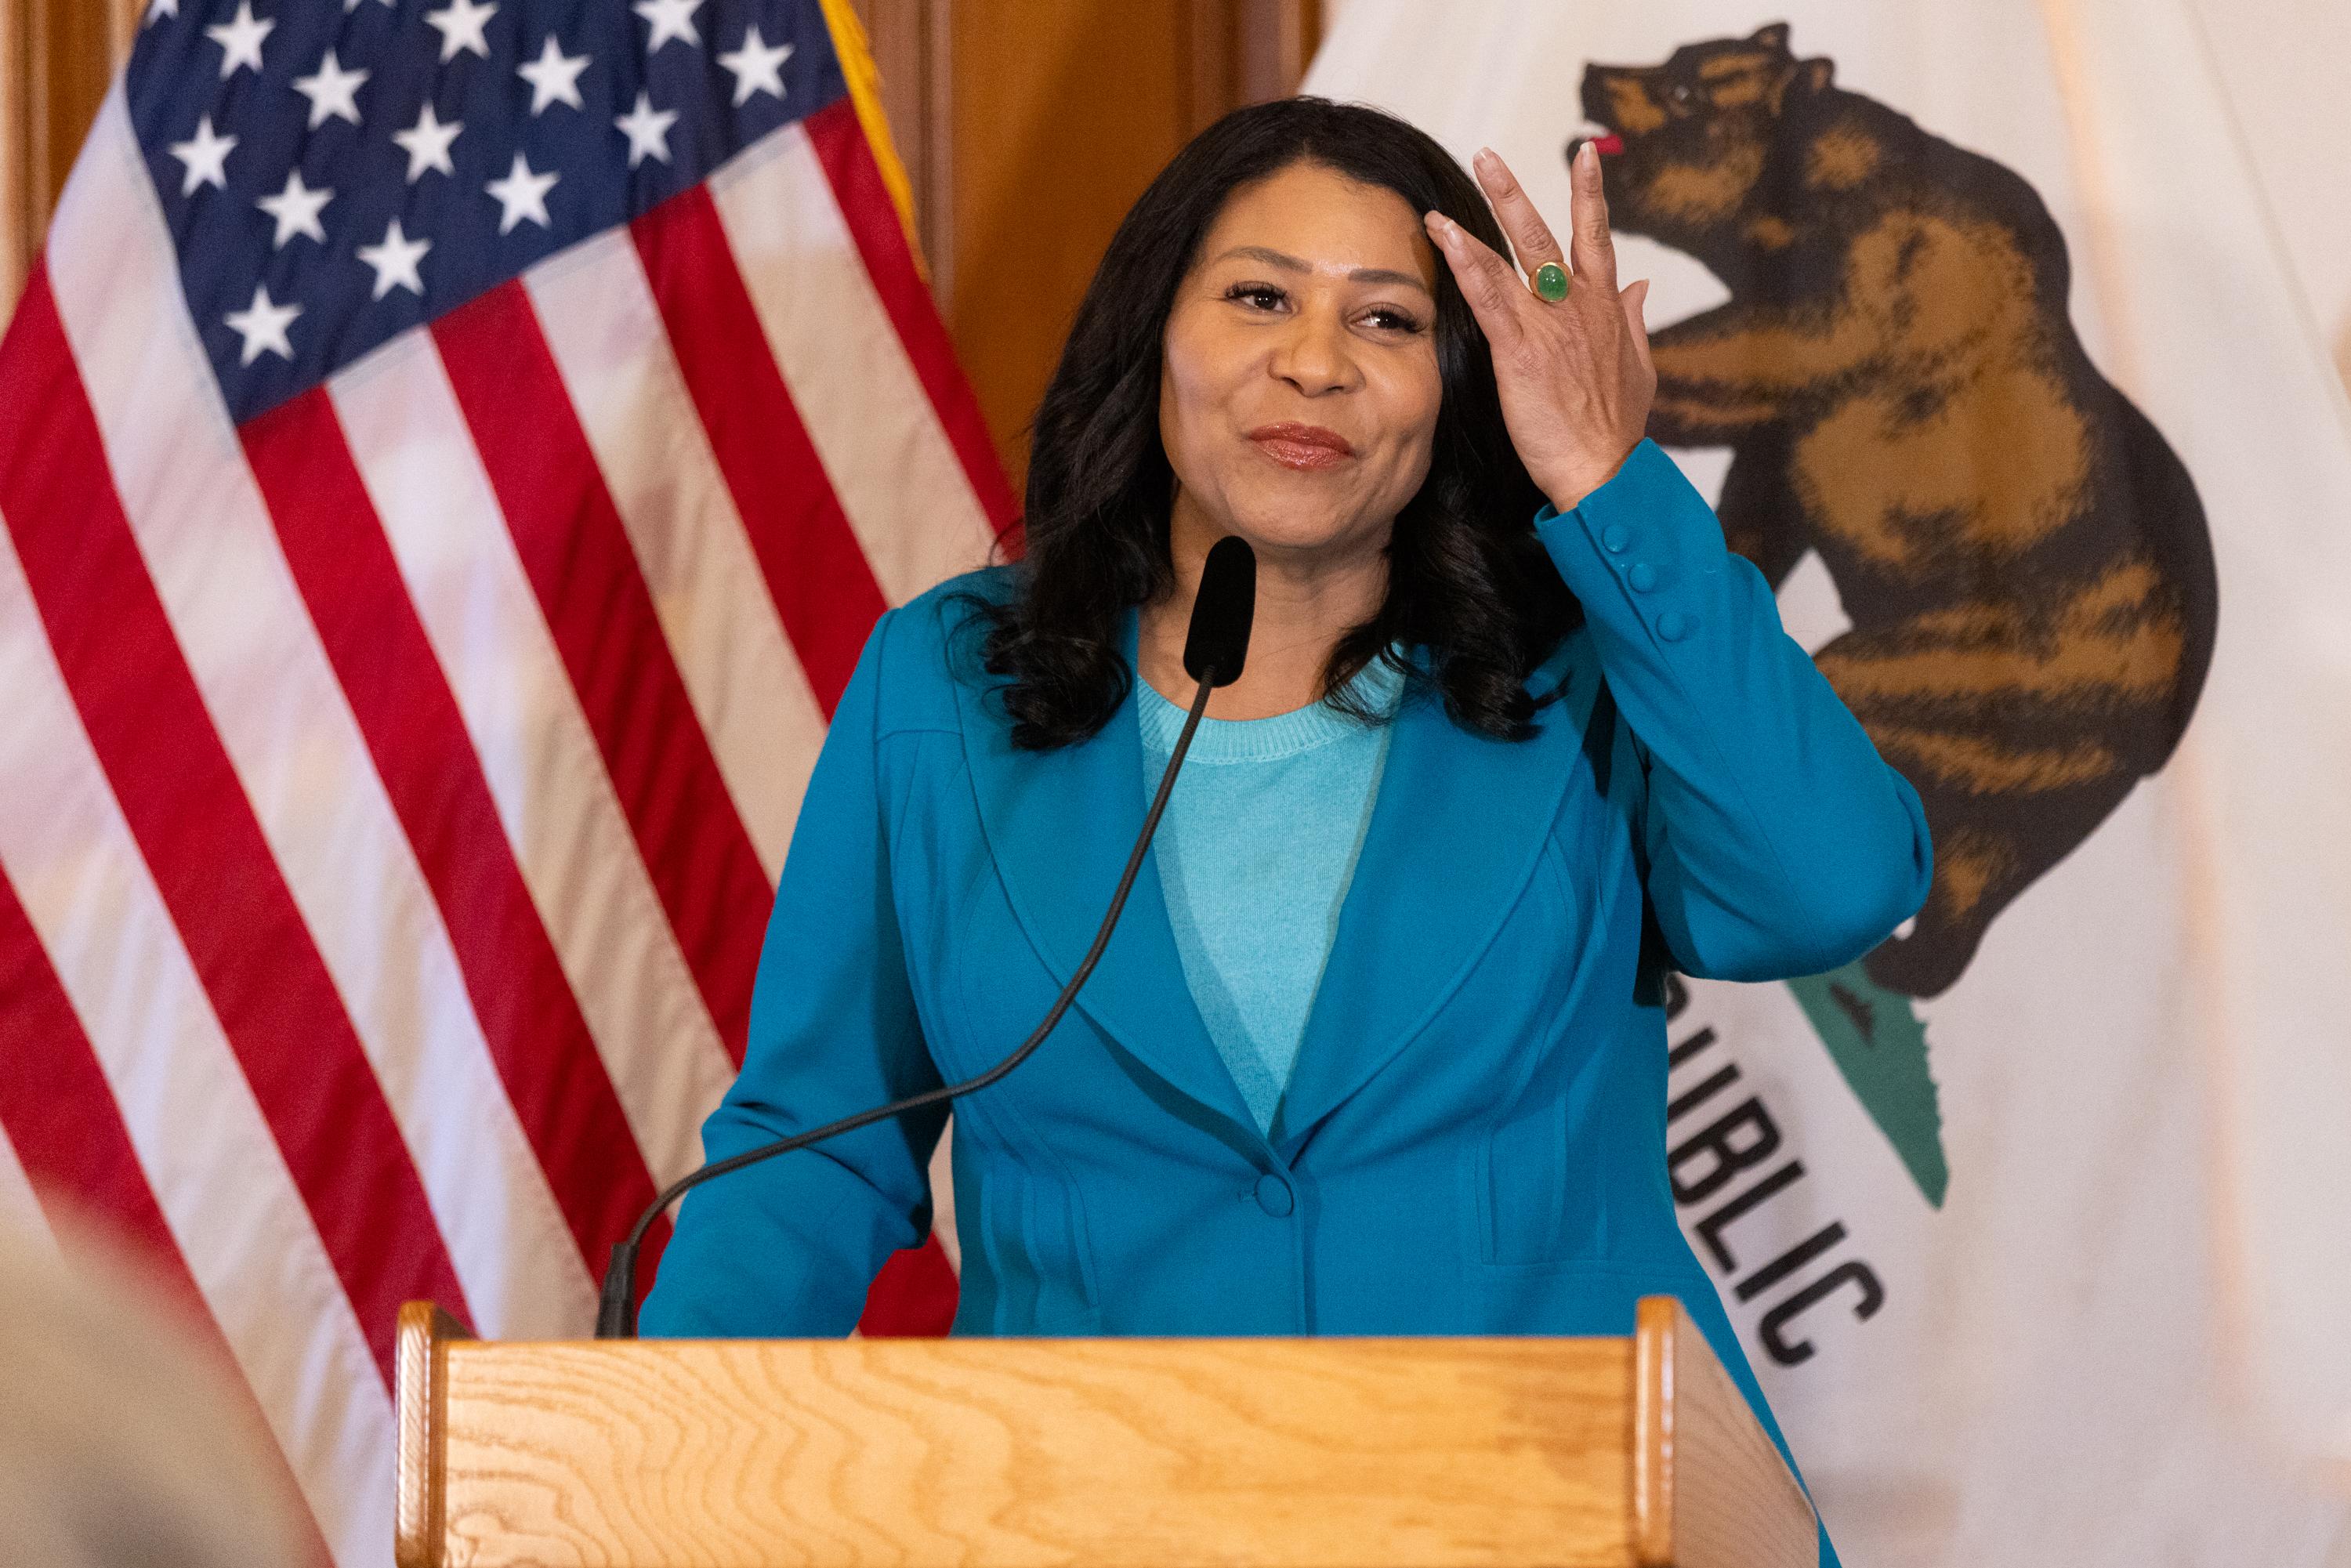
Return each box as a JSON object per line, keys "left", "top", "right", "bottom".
{"left": 1475, "top": 147, "right": 1497, "bottom": 165}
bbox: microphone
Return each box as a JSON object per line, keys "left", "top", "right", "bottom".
{"left": 596, "top": 537, "right": 1259, "bottom": 1337}
{"left": 1184, "top": 535, "right": 1255, "bottom": 688}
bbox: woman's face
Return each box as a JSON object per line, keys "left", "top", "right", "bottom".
{"left": 1158, "top": 161, "right": 1444, "bottom": 572}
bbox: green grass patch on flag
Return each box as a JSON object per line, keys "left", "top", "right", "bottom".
{"left": 1786, "top": 961, "right": 1949, "bottom": 1208}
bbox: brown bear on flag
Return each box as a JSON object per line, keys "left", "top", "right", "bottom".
{"left": 1576, "top": 23, "right": 2219, "bottom": 1000}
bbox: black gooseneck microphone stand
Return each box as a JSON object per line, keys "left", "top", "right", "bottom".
{"left": 595, "top": 537, "right": 1258, "bottom": 1338}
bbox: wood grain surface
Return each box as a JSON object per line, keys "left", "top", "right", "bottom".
{"left": 397, "top": 1302, "right": 473, "bottom": 1568}
{"left": 1632, "top": 1298, "right": 1675, "bottom": 1568}
{"left": 1655, "top": 1298, "right": 1815, "bottom": 1568}
{"left": 395, "top": 1298, "right": 1819, "bottom": 1568}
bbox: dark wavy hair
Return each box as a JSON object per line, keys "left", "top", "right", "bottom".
{"left": 971, "top": 96, "right": 1582, "bottom": 750}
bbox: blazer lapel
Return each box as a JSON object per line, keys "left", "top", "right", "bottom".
{"left": 1276, "top": 643, "right": 1603, "bottom": 1153}
{"left": 955, "top": 661, "right": 1263, "bottom": 1138}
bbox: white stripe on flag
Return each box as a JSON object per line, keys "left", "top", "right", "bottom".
{"left": 523, "top": 230, "right": 827, "bottom": 885}
{"left": 328, "top": 329, "right": 737, "bottom": 1188}
{"left": 709, "top": 122, "right": 998, "bottom": 608}
{"left": 47, "top": 89, "right": 589, "bottom": 1340}
{"left": 0, "top": 512, "right": 390, "bottom": 1564}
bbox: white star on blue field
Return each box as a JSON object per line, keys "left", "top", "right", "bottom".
{"left": 132, "top": 0, "right": 846, "bottom": 421}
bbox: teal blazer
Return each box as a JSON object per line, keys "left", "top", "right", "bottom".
{"left": 643, "top": 443, "right": 1929, "bottom": 1558}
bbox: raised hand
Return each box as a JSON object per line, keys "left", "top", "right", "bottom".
{"left": 1424, "top": 142, "right": 1655, "bottom": 513}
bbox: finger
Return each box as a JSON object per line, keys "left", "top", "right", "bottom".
{"left": 1567, "top": 140, "right": 1620, "bottom": 296}
{"left": 1620, "top": 278, "right": 1654, "bottom": 373}
{"left": 1424, "top": 210, "right": 1526, "bottom": 347}
{"left": 1469, "top": 147, "right": 1564, "bottom": 277}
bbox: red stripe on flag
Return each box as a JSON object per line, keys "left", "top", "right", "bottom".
{"left": 0, "top": 867, "right": 209, "bottom": 1321}
{"left": 630, "top": 184, "right": 888, "bottom": 715}
{"left": 433, "top": 283, "right": 771, "bottom": 1062}
{"left": 803, "top": 100, "right": 1022, "bottom": 542}
{"left": 0, "top": 273, "right": 469, "bottom": 1382}
{"left": 242, "top": 387, "right": 668, "bottom": 1274}
{"left": 0, "top": 867, "right": 336, "bottom": 1567}
{"left": 856, "top": 1233, "right": 960, "bottom": 1337}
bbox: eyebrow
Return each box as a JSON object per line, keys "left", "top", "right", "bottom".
{"left": 1212, "top": 245, "right": 1433, "bottom": 292}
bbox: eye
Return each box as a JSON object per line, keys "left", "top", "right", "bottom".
{"left": 1224, "top": 282, "right": 1286, "bottom": 311}
{"left": 1360, "top": 305, "right": 1425, "bottom": 334}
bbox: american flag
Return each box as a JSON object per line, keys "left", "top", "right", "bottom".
{"left": 0, "top": 0, "right": 1009, "bottom": 1558}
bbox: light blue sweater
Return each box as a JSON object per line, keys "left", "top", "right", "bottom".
{"left": 1138, "top": 659, "right": 1407, "bottom": 1134}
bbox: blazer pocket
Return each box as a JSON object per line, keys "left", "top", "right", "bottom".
{"left": 970, "top": 1158, "right": 1099, "bottom": 1335}
{"left": 1480, "top": 1099, "right": 1574, "bottom": 1264}
{"left": 1478, "top": 828, "right": 1646, "bottom": 1266}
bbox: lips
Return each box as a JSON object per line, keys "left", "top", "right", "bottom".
{"left": 1248, "top": 422, "right": 1354, "bottom": 470}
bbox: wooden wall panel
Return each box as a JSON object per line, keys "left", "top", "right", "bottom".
{"left": 858, "top": 0, "right": 1317, "bottom": 490}
{"left": 944, "top": 0, "right": 1198, "bottom": 487}
{"left": 948, "top": 0, "right": 1319, "bottom": 488}
{"left": 0, "top": 0, "right": 136, "bottom": 315}
{"left": 854, "top": 0, "right": 954, "bottom": 284}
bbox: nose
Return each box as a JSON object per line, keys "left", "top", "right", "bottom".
{"left": 1579, "top": 67, "right": 1613, "bottom": 129}
{"left": 1268, "top": 299, "right": 1356, "bottom": 397}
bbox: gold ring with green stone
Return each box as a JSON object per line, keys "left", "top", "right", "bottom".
{"left": 1534, "top": 263, "right": 1570, "bottom": 302}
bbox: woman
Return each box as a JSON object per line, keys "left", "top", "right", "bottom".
{"left": 643, "top": 99, "right": 1928, "bottom": 1560}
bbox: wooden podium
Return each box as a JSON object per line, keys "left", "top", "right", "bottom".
{"left": 394, "top": 1295, "right": 1815, "bottom": 1567}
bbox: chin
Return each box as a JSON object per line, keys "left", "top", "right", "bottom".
{"left": 1230, "top": 512, "right": 1389, "bottom": 561}
{"left": 1217, "top": 469, "right": 1375, "bottom": 540}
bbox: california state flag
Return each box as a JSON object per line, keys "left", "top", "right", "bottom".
{"left": 1311, "top": 1, "right": 2351, "bottom": 1559}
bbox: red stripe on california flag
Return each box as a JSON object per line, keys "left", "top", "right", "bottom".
{"left": 433, "top": 282, "right": 770, "bottom": 1061}
{"left": 804, "top": 100, "right": 1022, "bottom": 540}
{"left": 0, "top": 275, "right": 469, "bottom": 1381}
{"left": 630, "top": 184, "right": 888, "bottom": 715}
{"left": 241, "top": 386, "right": 668, "bottom": 1270}
{"left": 0, "top": 865, "right": 337, "bottom": 1566}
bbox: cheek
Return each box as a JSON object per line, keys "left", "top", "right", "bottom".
{"left": 1372, "top": 356, "right": 1444, "bottom": 491}
{"left": 1157, "top": 312, "right": 1241, "bottom": 485}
